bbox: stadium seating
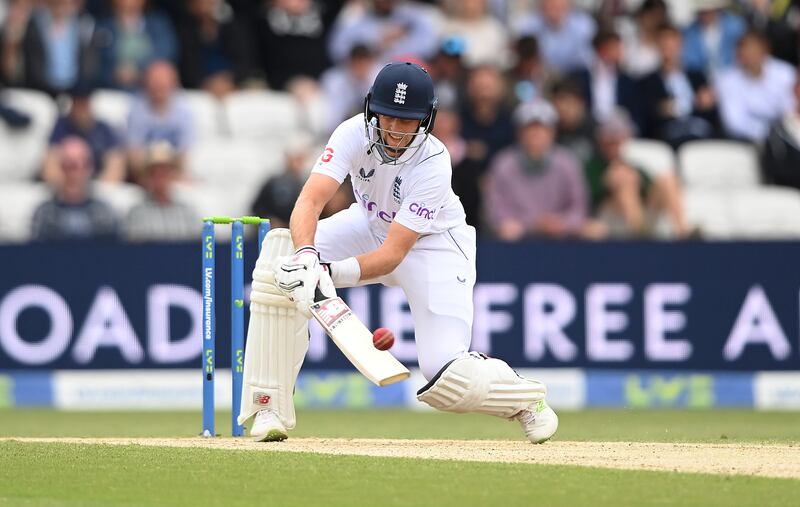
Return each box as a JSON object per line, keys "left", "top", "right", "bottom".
{"left": 730, "top": 187, "right": 800, "bottom": 239}
{"left": 0, "top": 89, "right": 58, "bottom": 181}
{"left": 93, "top": 181, "right": 146, "bottom": 219}
{"left": 182, "top": 90, "right": 228, "bottom": 140}
{"left": 224, "top": 90, "right": 302, "bottom": 142}
{"left": 623, "top": 139, "right": 676, "bottom": 179}
{"left": 678, "top": 140, "right": 761, "bottom": 189}
{"left": 89, "top": 89, "right": 131, "bottom": 133}
{"left": 0, "top": 182, "right": 50, "bottom": 243}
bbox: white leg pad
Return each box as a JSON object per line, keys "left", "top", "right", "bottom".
{"left": 416, "top": 352, "right": 546, "bottom": 419}
{"left": 238, "top": 228, "right": 308, "bottom": 430}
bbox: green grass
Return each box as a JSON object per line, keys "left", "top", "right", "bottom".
{"left": 2, "top": 409, "right": 799, "bottom": 507}
{"left": 3, "top": 408, "right": 800, "bottom": 443}
{"left": 1, "top": 441, "right": 799, "bottom": 507}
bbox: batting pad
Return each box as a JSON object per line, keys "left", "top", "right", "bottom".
{"left": 417, "top": 352, "right": 546, "bottom": 419}
{"left": 238, "top": 228, "right": 308, "bottom": 430}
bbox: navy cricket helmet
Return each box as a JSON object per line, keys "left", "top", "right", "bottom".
{"left": 364, "top": 62, "right": 438, "bottom": 163}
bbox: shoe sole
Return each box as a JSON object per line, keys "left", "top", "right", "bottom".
{"left": 253, "top": 429, "right": 288, "bottom": 442}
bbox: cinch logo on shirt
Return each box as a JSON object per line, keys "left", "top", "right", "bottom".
{"left": 409, "top": 202, "right": 436, "bottom": 220}
{"left": 357, "top": 193, "right": 396, "bottom": 223}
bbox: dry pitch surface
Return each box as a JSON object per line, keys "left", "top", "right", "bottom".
{"left": 5, "top": 437, "right": 799, "bottom": 479}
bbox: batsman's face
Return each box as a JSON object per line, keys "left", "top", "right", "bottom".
{"left": 378, "top": 114, "right": 421, "bottom": 153}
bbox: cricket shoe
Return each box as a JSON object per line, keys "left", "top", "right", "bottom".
{"left": 250, "top": 409, "right": 288, "bottom": 442}
{"left": 516, "top": 400, "right": 558, "bottom": 444}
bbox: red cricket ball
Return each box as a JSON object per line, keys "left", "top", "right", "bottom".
{"left": 372, "top": 327, "right": 395, "bottom": 351}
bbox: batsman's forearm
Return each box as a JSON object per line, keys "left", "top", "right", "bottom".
{"left": 355, "top": 246, "right": 404, "bottom": 280}
{"left": 288, "top": 193, "right": 323, "bottom": 249}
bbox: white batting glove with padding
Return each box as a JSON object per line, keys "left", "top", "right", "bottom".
{"left": 275, "top": 246, "right": 322, "bottom": 317}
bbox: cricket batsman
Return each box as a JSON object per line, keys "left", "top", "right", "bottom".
{"left": 238, "top": 62, "right": 558, "bottom": 443}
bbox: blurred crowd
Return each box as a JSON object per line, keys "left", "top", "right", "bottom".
{"left": 1, "top": 0, "right": 800, "bottom": 242}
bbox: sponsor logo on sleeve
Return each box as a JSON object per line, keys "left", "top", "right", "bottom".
{"left": 408, "top": 202, "right": 437, "bottom": 220}
{"left": 319, "top": 147, "right": 334, "bottom": 163}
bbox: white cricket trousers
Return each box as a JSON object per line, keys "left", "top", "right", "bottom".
{"left": 315, "top": 203, "right": 477, "bottom": 380}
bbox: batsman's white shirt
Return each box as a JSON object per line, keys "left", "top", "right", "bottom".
{"left": 311, "top": 114, "right": 476, "bottom": 380}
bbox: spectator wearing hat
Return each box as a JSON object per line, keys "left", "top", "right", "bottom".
{"left": 428, "top": 35, "right": 468, "bottom": 110}
{"left": 43, "top": 83, "right": 125, "bottom": 184}
{"left": 639, "top": 23, "right": 720, "bottom": 147}
{"left": 585, "top": 110, "right": 689, "bottom": 238}
{"left": 125, "top": 141, "right": 199, "bottom": 242}
{"left": 329, "top": 0, "right": 437, "bottom": 65}
{"left": 126, "top": 61, "right": 194, "bottom": 178}
{"left": 569, "top": 29, "right": 643, "bottom": 131}
{"left": 320, "top": 43, "right": 381, "bottom": 132}
{"left": 251, "top": 135, "right": 314, "bottom": 230}
{"left": 438, "top": 0, "right": 510, "bottom": 68}
{"left": 484, "top": 100, "right": 604, "bottom": 241}
{"left": 682, "top": 0, "right": 746, "bottom": 76}
{"left": 715, "top": 30, "right": 796, "bottom": 142}
{"left": 761, "top": 67, "right": 800, "bottom": 191}
{"left": 93, "top": 0, "right": 177, "bottom": 89}
{"left": 513, "top": 0, "right": 596, "bottom": 73}
{"left": 32, "top": 136, "right": 119, "bottom": 242}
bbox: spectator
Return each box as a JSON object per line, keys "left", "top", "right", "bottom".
{"left": 617, "top": 0, "right": 668, "bottom": 78}
{"left": 251, "top": 135, "right": 312, "bottom": 229}
{"left": 438, "top": 0, "right": 510, "bottom": 68}
{"left": 639, "top": 24, "right": 719, "bottom": 147}
{"left": 682, "top": 0, "right": 746, "bottom": 76}
{"left": 320, "top": 44, "right": 381, "bottom": 132}
{"left": 506, "top": 35, "right": 556, "bottom": 106}
{"left": 761, "top": 67, "right": 800, "bottom": 190}
{"left": 484, "top": 100, "right": 603, "bottom": 241}
{"left": 0, "top": 0, "right": 34, "bottom": 85}
{"left": 508, "top": 35, "right": 554, "bottom": 104}
{"left": 551, "top": 79, "right": 595, "bottom": 164}
{"left": 177, "top": 0, "right": 258, "bottom": 96}
{"left": 715, "top": 30, "right": 796, "bottom": 142}
{"left": 10, "top": 0, "right": 97, "bottom": 95}
{"left": 254, "top": 0, "right": 346, "bottom": 91}
{"left": 125, "top": 142, "right": 199, "bottom": 242}
{"left": 514, "top": 0, "right": 596, "bottom": 73}
{"left": 43, "top": 83, "right": 125, "bottom": 184}
{"left": 569, "top": 29, "right": 643, "bottom": 131}
{"left": 329, "top": 0, "right": 437, "bottom": 64}
{"left": 433, "top": 108, "right": 486, "bottom": 230}
{"left": 31, "top": 136, "right": 119, "bottom": 241}
{"left": 428, "top": 35, "right": 467, "bottom": 110}
{"left": 93, "top": 0, "right": 177, "bottom": 89}
{"left": 126, "top": 61, "right": 194, "bottom": 177}
{"left": 584, "top": 110, "right": 688, "bottom": 238}
{"left": 459, "top": 65, "right": 515, "bottom": 169}
{"left": 742, "top": 0, "right": 800, "bottom": 66}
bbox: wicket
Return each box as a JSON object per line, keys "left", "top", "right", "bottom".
{"left": 202, "top": 216, "right": 270, "bottom": 437}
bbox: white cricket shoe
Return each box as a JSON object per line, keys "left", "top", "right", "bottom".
{"left": 516, "top": 400, "right": 558, "bottom": 444}
{"left": 250, "top": 409, "right": 288, "bottom": 442}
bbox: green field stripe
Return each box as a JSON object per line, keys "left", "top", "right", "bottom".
{"left": 2, "top": 409, "right": 800, "bottom": 444}
{"left": 2, "top": 442, "right": 798, "bottom": 507}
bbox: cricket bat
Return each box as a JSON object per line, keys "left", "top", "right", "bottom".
{"left": 310, "top": 295, "right": 410, "bottom": 386}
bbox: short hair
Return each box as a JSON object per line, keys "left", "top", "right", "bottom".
{"left": 592, "top": 28, "right": 621, "bottom": 50}
{"left": 549, "top": 79, "right": 584, "bottom": 100}
{"left": 656, "top": 23, "right": 681, "bottom": 37}
{"left": 515, "top": 35, "right": 540, "bottom": 60}
{"left": 737, "top": 29, "right": 769, "bottom": 49}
